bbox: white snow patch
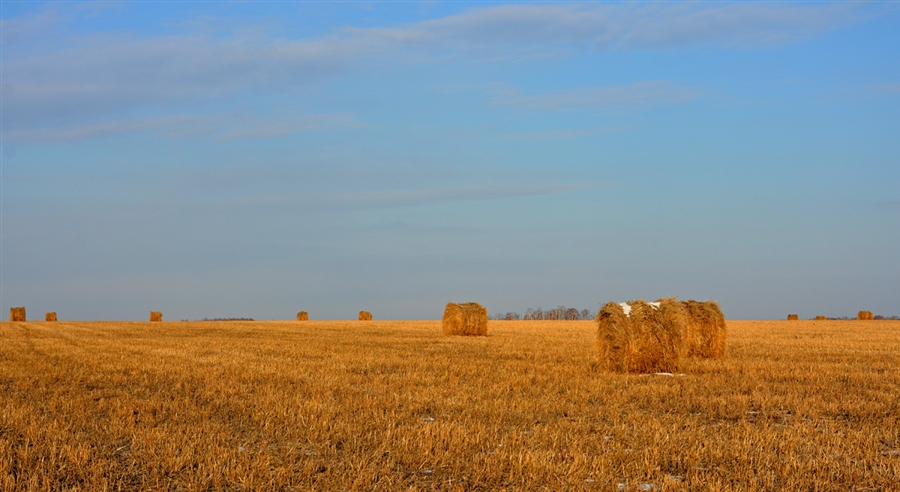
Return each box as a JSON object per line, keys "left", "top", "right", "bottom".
{"left": 619, "top": 302, "right": 632, "bottom": 316}
{"left": 648, "top": 301, "right": 661, "bottom": 310}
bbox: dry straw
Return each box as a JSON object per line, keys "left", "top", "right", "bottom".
{"left": 150, "top": 311, "right": 162, "bottom": 322}
{"left": 857, "top": 311, "right": 874, "bottom": 320}
{"left": 787, "top": 314, "right": 799, "bottom": 321}
{"left": 359, "top": 311, "right": 372, "bottom": 321}
{"left": 297, "top": 311, "right": 309, "bottom": 321}
{"left": 442, "top": 302, "right": 489, "bottom": 336}
{"left": 596, "top": 300, "right": 684, "bottom": 373}
{"left": 9, "top": 307, "right": 26, "bottom": 322}
{"left": 679, "top": 299, "right": 727, "bottom": 359}
{"left": 45, "top": 312, "right": 57, "bottom": 322}
{"left": 815, "top": 315, "right": 827, "bottom": 321}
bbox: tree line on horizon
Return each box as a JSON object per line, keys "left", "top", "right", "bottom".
{"left": 490, "top": 306, "right": 595, "bottom": 321}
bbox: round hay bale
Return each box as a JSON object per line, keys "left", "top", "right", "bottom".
{"left": 596, "top": 300, "right": 684, "bottom": 374}
{"left": 297, "top": 311, "right": 309, "bottom": 321}
{"left": 359, "top": 311, "right": 372, "bottom": 321}
{"left": 679, "top": 300, "right": 727, "bottom": 359}
{"left": 787, "top": 314, "right": 799, "bottom": 321}
{"left": 45, "top": 312, "right": 57, "bottom": 322}
{"left": 815, "top": 315, "right": 827, "bottom": 320}
{"left": 9, "top": 307, "right": 26, "bottom": 322}
{"left": 442, "top": 302, "right": 488, "bottom": 336}
{"left": 857, "top": 311, "right": 874, "bottom": 320}
{"left": 150, "top": 311, "right": 163, "bottom": 322}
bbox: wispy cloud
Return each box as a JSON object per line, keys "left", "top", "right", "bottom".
{"left": 0, "top": 2, "right": 878, "bottom": 143}
{"left": 352, "top": 2, "right": 871, "bottom": 54}
{"left": 243, "top": 182, "right": 614, "bottom": 212}
{"left": 2, "top": 112, "right": 364, "bottom": 144}
{"left": 493, "top": 81, "right": 701, "bottom": 112}
{"left": 501, "top": 126, "right": 628, "bottom": 141}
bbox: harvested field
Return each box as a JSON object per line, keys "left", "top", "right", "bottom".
{"left": 0, "top": 319, "right": 897, "bottom": 490}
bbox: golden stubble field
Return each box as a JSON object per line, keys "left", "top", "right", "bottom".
{"left": 1, "top": 318, "right": 898, "bottom": 491}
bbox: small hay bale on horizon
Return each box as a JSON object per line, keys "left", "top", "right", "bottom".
{"left": 787, "top": 314, "right": 799, "bottom": 321}
{"left": 150, "top": 311, "right": 162, "bottom": 322}
{"left": 679, "top": 299, "right": 727, "bottom": 359}
{"left": 857, "top": 311, "right": 874, "bottom": 320}
{"left": 815, "top": 315, "right": 827, "bottom": 320}
{"left": 442, "top": 302, "right": 488, "bottom": 336}
{"left": 9, "top": 307, "right": 26, "bottom": 322}
{"left": 297, "top": 311, "right": 309, "bottom": 321}
{"left": 359, "top": 311, "right": 372, "bottom": 321}
{"left": 596, "top": 300, "right": 684, "bottom": 374}
{"left": 45, "top": 312, "right": 57, "bottom": 322}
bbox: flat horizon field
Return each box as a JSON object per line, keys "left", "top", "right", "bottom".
{"left": 1, "top": 319, "right": 898, "bottom": 491}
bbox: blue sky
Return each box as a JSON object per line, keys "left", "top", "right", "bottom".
{"left": 1, "top": 1, "right": 898, "bottom": 321}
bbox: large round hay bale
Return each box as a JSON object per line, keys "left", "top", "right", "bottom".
{"left": 150, "top": 311, "right": 162, "bottom": 322}
{"left": 442, "top": 302, "right": 488, "bottom": 336}
{"left": 815, "top": 315, "right": 827, "bottom": 320}
{"left": 297, "top": 311, "right": 309, "bottom": 321}
{"left": 9, "top": 307, "right": 26, "bottom": 322}
{"left": 596, "top": 300, "right": 684, "bottom": 373}
{"left": 679, "top": 300, "right": 727, "bottom": 359}
{"left": 787, "top": 314, "right": 799, "bottom": 321}
{"left": 857, "top": 311, "right": 874, "bottom": 320}
{"left": 359, "top": 311, "right": 372, "bottom": 321}
{"left": 45, "top": 312, "right": 57, "bottom": 322}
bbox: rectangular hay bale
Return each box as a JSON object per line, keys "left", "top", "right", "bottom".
{"left": 297, "top": 311, "right": 309, "bottom": 321}
{"left": 359, "top": 311, "right": 372, "bottom": 321}
{"left": 9, "top": 307, "right": 26, "bottom": 322}
{"left": 150, "top": 311, "right": 162, "bottom": 322}
{"left": 857, "top": 311, "right": 874, "bottom": 320}
{"left": 442, "top": 302, "right": 488, "bottom": 336}
{"left": 787, "top": 314, "right": 799, "bottom": 321}
{"left": 45, "top": 312, "right": 57, "bottom": 322}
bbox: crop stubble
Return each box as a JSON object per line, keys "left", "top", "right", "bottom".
{"left": 0, "top": 319, "right": 897, "bottom": 490}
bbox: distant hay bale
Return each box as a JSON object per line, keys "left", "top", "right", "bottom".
{"left": 857, "top": 311, "right": 874, "bottom": 320}
{"left": 9, "top": 307, "right": 26, "bottom": 322}
{"left": 787, "top": 314, "right": 799, "bottom": 321}
{"left": 297, "top": 311, "right": 309, "bottom": 321}
{"left": 359, "top": 311, "right": 372, "bottom": 321}
{"left": 150, "top": 311, "right": 162, "bottom": 322}
{"left": 596, "top": 300, "right": 684, "bottom": 374}
{"left": 815, "top": 315, "right": 827, "bottom": 320}
{"left": 679, "top": 300, "right": 727, "bottom": 359}
{"left": 45, "top": 312, "right": 57, "bottom": 322}
{"left": 442, "top": 302, "right": 488, "bottom": 336}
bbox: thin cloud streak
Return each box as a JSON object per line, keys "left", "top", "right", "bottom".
{"left": 3, "top": 112, "right": 365, "bottom": 144}
{"left": 494, "top": 81, "right": 701, "bottom": 112}
{"left": 241, "top": 182, "right": 615, "bottom": 212}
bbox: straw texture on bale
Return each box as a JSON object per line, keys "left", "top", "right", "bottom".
{"left": 150, "top": 311, "right": 162, "bottom": 322}
{"left": 787, "top": 314, "right": 799, "bottom": 321}
{"left": 815, "top": 315, "right": 827, "bottom": 321}
{"left": 442, "top": 302, "right": 489, "bottom": 336}
{"left": 359, "top": 311, "right": 372, "bottom": 321}
{"left": 595, "top": 300, "right": 684, "bottom": 374}
{"left": 45, "top": 312, "right": 57, "bottom": 322}
{"left": 857, "top": 311, "right": 874, "bottom": 320}
{"left": 9, "top": 307, "right": 26, "bottom": 322}
{"left": 679, "top": 300, "right": 727, "bottom": 359}
{"left": 296, "top": 311, "right": 309, "bottom": 321}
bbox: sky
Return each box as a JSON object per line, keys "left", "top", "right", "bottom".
{"left": 1, "top": 1, "right": 898, "bottom": 321}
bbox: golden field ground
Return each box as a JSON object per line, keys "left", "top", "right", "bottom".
{"left": 0, "top": 319, "right": 898, "bottom": 491}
